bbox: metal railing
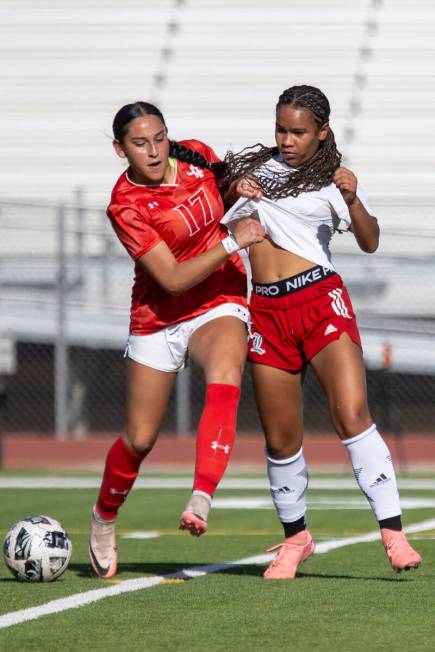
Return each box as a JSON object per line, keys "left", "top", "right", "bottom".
{"left": 1, "top": 196, "right": 435, "bottom": 438}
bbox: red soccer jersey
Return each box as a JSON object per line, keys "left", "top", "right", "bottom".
{"left": 107, "top": 139, "right": 247, "bottom": 334}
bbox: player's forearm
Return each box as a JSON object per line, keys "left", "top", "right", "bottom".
{"left": 142, "top": 242, "right": 232, "bottom": 296}
{"left": 349, "top": 198, "right": 380, "bottom": 253}
{"left": 171, "top": 243, "right": 235, "bottom": 295}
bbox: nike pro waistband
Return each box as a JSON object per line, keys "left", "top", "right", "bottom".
{"left": 252, "top": 265, "right": 336, "bottom": 298}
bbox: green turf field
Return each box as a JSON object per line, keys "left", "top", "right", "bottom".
{"left": 0, "top": 475, "right": 434, "bottom": 651}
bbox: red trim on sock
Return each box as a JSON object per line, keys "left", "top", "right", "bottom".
{"left": 96, "top": 436, "right": 145, "bottom": 520}
{"left": 193, "top": 383, "right": 240, "bottom": 496}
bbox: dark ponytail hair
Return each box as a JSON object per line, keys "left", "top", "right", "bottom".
{"left": 112, "top": 101, "right": 166, "bottom": 142}
{"left": 224, "top": 85, "right": 342, "bottom": 199}
{"left": 113, "top": 101, "right": 227, "bottom": 179}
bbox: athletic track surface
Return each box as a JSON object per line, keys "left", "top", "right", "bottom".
{"left": 1, "top": 433, "right": 435, "bottom": 471}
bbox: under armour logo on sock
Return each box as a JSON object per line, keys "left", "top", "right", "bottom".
{"left": 109, "top": 488, "right": 129, "bottom": 496}
{"left": 211, "top": 441, "right": 230, "bottom": 454}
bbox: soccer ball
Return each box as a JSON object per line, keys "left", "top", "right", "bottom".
{"left": 3, "top": 515, "right": 72, "bottom": 582}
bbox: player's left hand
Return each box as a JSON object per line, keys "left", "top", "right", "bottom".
{"left": 333, "top": 167, "right": 358, "bottom": 207}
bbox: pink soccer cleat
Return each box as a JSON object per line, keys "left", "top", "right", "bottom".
{"left": 381, "top": 528, "right": 422, "bottom": 572}
{"left": 89, "top": 507, "right": 118, "bottom": 579}
{"left": 179, "top": 493, "right": 211, "bottom": 537}
{"left": 264, "top": 529, "right": 315, "bottom": 579}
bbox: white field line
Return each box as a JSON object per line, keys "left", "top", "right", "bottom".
{"left": 121, "top": 531, "right": 160, "bottom": 540}
{"left": 0, "top": 517, "right": 434, "bottom": 631}
{"left": 213, "top": 496, "right": 435, "bottom": 510}
{"left": 315, "top": 517, "right": 435, "bottom": 554}
{"left": 2, "top": 477, "right": 435, "bottom": 490}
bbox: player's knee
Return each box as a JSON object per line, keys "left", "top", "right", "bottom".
{"left": 266, "top": 433, "right": 302, "bottom": 460}
{"left": 206, "top": 359, "right": 244, "bottom": 386}
{"left": 333, "top": 407, "right": 372, "bottom": 440}
{"left": 124, "top": 429, "right": 156, "bottom": 456}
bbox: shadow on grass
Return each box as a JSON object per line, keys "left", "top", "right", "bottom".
{"left": 69, "top": 562, "right": 412, "bottom": 583}
{"left": 296, "top": 570, "right": 411, "bottom": 582}
{"left": 69, "top": 561, "right": 264, "bottom": 579}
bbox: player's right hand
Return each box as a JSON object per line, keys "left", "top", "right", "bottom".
{"left": 232, "top": 218, "right": 265, "bottom": 248}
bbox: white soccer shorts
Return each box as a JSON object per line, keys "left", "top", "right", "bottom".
{"left": 125, "top": 302, "right": 249, "bottom": 372}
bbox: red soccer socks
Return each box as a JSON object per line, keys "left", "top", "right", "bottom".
{"left": 96, "top": 384, "right": 240, "bottom": 521}
{"left": 96, "top": 436, "right": 145, "bottom": 521}
{"left": 193, "top": 383, "right": 240, "bottom": 496}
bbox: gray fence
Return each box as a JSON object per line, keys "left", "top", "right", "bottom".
{"left": 1, "top": 196, "right": 434, "bottom": 438}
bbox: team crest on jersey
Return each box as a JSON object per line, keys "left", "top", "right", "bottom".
{"left": 186, "top": 164, "right": 204, "bottom": 179}
{"left": 148, "top": 201, "right": 159, "bottom": 209}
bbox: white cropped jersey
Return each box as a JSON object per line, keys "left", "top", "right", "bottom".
{"left": 221, "top": 154, "right": 373, "bottom": 271}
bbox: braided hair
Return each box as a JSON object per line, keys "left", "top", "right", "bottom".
{"left": 224, "top": 85, "right": 342, "bottom": 199}
{"left": 168, "top": 139, "right": 227, "bottom": 178}
{"left": 112, "top": 101, "right": 226, "bottom": 179}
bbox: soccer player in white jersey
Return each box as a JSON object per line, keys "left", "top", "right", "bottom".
{"left": 221, "top": 85, "right": 421, "bottom": 579}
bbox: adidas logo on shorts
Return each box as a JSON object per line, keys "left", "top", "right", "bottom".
{"left": 324, "top": 324, "right": 338, "bottom": 336}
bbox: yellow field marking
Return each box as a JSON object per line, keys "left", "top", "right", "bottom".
{"left": 51, "top": 529, "right": 284, "bottom": 536}
{"left": 174, "top": 530, "right": 281, "bottom": 536}
{"left": 159, "top": 578, "right": 185, "bottom": 585}
{"left": 2, "top": 517, "right": 435, "bottom": 632}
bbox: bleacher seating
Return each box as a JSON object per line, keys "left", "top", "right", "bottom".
{"left": 1, "top": 0, "right": 433, "bottom": 206}
{"left": 0, "top": 0, "right": 175, "bottom": 204}
{"left": 1, "top": 0, "right": 434, "bottom": 342}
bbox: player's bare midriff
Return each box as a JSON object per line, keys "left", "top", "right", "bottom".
{"left": 249, "top": 236, "right": 319, "bottom": 283}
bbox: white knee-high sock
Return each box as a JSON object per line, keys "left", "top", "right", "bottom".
{"left": 266, "top": 447, "right": 308, "bottom": 523}
{"left": 342, "top": 424, "right": 401, "bottom": 521}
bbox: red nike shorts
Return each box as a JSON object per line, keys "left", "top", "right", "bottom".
{"left": 248, "top": 268, "right": 362, "bottom": 372}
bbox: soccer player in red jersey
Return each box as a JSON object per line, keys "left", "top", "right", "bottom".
{"left": 222, "top": 85, "right": 421, "bottom": 579}
{"left": 89, "top": 102, "right": 264, "bottom": 578}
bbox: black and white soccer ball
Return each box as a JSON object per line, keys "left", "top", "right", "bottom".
{"left": 3, "top": 515, "right": 72, "bottom": 582}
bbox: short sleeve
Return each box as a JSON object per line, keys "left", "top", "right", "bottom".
{"left": 107, "top": 204, "right": 162, "bottom": 260}
{"left": 329, "top": 186, "right": 374, "bottom": 231}
{"left": 180, "top": 139, "right": 221, "bottom": 164}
